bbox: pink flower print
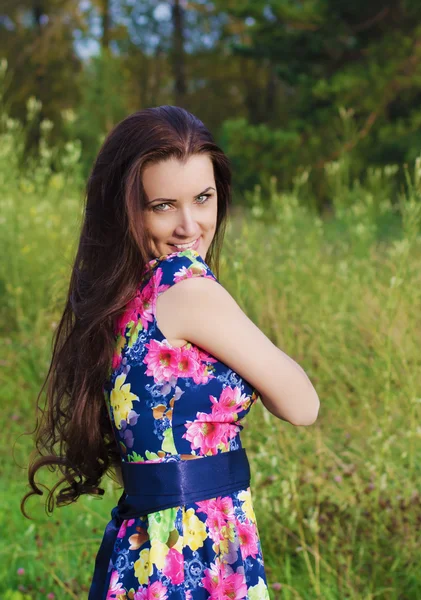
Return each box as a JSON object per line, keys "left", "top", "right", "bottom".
{"left": 175, "top": 346, "right": 203, "bottom": 381}
{"left": 154, "top": 265, "right": 184, "bottom": 307}
{"left": 148, "top": 580, "right": 169, "bottom": 600}
{"left": 207, "top": 519, "right": 228, "bottom": 548}
{"left": 144, "top": 340, "right": 216, "bottom": 387}
{"left": 134, "top": 586, "right": 148, "bottom": 600}
{"left": 117, "top": 518, "right": 135, "bottom": 539}
{"left": 202, "top": 557, "right": 248, "bottom": 600}
{"left": 191, "top": 361, "right": 217, "bottom": 386}
{"left": 154, "top": 266, "right": 170, "bottom": 293}
{"left": 205, "top": 509, "right": 227, "bottom": 540}
{"left": 114, "top": 293, "right": 143, "bottom": 339}
{"left": 112, "top": 351, "right": 122, "bottom": 371}
{"left": 196, "top": 496, "right": 235, "bottom": 548}
{"left": 185, "top": 408, "right": 241, "bottom": 448}
{"left": 185, "top": 590, "right": 192, "bottom": 600}
{"left": 183, "top": 414, "right": 229, "bottom": 455}
{"left": 196, "top": 496, "right": 235, "bottom": 523}
{"left": 177, "top": 345, "right": 217, "bottom": 385}
{"left": 162, "top": 547, "right": 184, "bottom": 585}
{"left": 115, "top": 267, "right": 167, "bottom": 340}
{"left": 143, "top": 339, "right": 179, "bottom": 383}
{"left": 137, "top": 279, "right": 157, "bottom": 331}
{"left": 106, "top": 570, "right": 125, "bottom": 599}
{"left": 194, "top": 346, "right": 218, "bottom": 365}
{"left": 210, "top": 386, "right": 249, "bottom": 418}
{"left": 236, "top": 519, "right": 259, "bottom": 560}
{"left": 175, "top": 345, "right": 217, "bottom": 385}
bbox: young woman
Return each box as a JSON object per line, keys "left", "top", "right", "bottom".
{"left": 22, "top": 106, "right": 320, "bottom": 599}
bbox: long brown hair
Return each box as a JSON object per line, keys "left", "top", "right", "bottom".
{"left": 21, "top": 106, "right": 232, "bottom": 518}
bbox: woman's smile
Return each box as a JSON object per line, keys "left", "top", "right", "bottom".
{"left": 168, "top": 237, "right": 201, "bottom": 251}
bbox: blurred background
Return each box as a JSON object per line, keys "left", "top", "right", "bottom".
{"left": 4, "top": 0, "right": 421, "bottom": 205}
{"left": 1, "top": 1, "right": 421, "bottom": 599}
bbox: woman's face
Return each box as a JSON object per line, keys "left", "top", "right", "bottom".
{"left": 142, "top": 153, "right": 218, "bottom": 261}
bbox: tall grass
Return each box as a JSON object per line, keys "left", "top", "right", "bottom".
{"left": 1, "top": 65, "right": 421, "bottom": 598}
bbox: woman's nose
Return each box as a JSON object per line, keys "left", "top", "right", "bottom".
{"left": 174, "top": 209, "right": 200, "bottom": 236}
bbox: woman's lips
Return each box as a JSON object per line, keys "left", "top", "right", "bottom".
{"left": 169, "top": 237, "right": 200, "bottom": 251}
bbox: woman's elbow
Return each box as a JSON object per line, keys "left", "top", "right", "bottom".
{"left": 289, "top": 393, "right": 320, "bottom": 426}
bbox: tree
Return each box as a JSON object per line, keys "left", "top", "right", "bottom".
{"left": 0, "top": 0, "right": 84, "bottom": 152}
{"left": 172, "top": 0, "right": 187, "bottom": 106}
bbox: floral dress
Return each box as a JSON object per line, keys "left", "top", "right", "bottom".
{"left": 103, "top": 248, "right": 270, "bottom": 600}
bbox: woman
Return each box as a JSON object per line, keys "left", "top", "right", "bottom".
{"left": 21, "top": 106, "right": 320, "bottom": 599}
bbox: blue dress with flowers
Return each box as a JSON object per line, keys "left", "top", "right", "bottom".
{"left": 102, "top": 248, "right": 270, "bottom": 599}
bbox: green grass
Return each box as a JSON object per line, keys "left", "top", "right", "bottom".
{"left": 1, "top": 93, "right": 421, "bottom": 599}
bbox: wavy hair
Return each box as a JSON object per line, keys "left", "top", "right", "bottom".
{"left": 21, "top": 106, "right": 232, "bottom": 518}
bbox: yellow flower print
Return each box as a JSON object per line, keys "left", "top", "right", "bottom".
{"left": 238, "top": 488, "right": 256, "bottom": 523}
{"left": 182, "top": 508, "right": 207, "bottom": 551}
{"left": 110, "top": 373, "right": 139, "bottom": 429}
{"left": 134, "top": 548, "right": 150, "bottom": 585}
{"left": 218, "top": 521, "right": 235, "bottom": 556}
{"left": 114, "top": 333, "right": 126, "bottom": 358}
{"left": 127, "top": 319, "right": 143, "bottom": 349}
{"left": 248, "top": 576, "right": 270, "bottom": 600}
{"left": 173, "top": 531, "right": 184, "bottom": 553}
{"left": 149, "top": 538, "right": 170, "bottom": 572}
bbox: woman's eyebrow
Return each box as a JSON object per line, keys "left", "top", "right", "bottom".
{"left": 148, "top": 186, "right": 216, "bottom": 204}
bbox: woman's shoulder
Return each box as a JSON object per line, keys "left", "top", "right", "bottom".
{"left": 148, "top": 249, "right": 219, "bottom": 291}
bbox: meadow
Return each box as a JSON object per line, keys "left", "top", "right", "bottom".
{"left": 1, "top": 97, "right": 421, "bottom": 600}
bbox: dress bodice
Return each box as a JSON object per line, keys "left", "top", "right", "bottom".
{"left": 104, "top": 248, "right": 260, "bottom": 464}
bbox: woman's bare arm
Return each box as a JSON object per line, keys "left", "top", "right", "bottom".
{"left": 156, "top": 277, "right": 320, "bottom": 426}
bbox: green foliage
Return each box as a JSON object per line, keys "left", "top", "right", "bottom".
{"left": 3, "top": 1, "right": 421, "bottom": 202}
{"left": 0, "top": 63, "right": 84, "bottom": 338}
{"left": 220, "top": 118, "right": 301, "bottom": 200}
{"left": 72, "top": 51, "right": 133, "bottom": 181}
{"left": 2, "top": 592, "right": 32, "bottom": 600}
{"left": 216, "top": 1, "right": 421, "bottom": 195}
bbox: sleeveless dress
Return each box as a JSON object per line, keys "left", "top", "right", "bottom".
{"left": 103, "top": 248, "right": 270, "bottom": 600}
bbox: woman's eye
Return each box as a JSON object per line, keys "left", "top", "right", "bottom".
{"left": 152, "top": 194, "right": 211, "bottom": 212}
{"left": 153, "top": 203, "right": 169, "bottom": 212}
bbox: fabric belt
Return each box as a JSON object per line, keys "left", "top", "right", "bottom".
{"left": 88, "top": 448, "right": 251, "bottom": 600}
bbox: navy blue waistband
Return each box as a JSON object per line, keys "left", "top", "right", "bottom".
{"left": 88, "top": 448, "right": 251, "bottom": 600}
